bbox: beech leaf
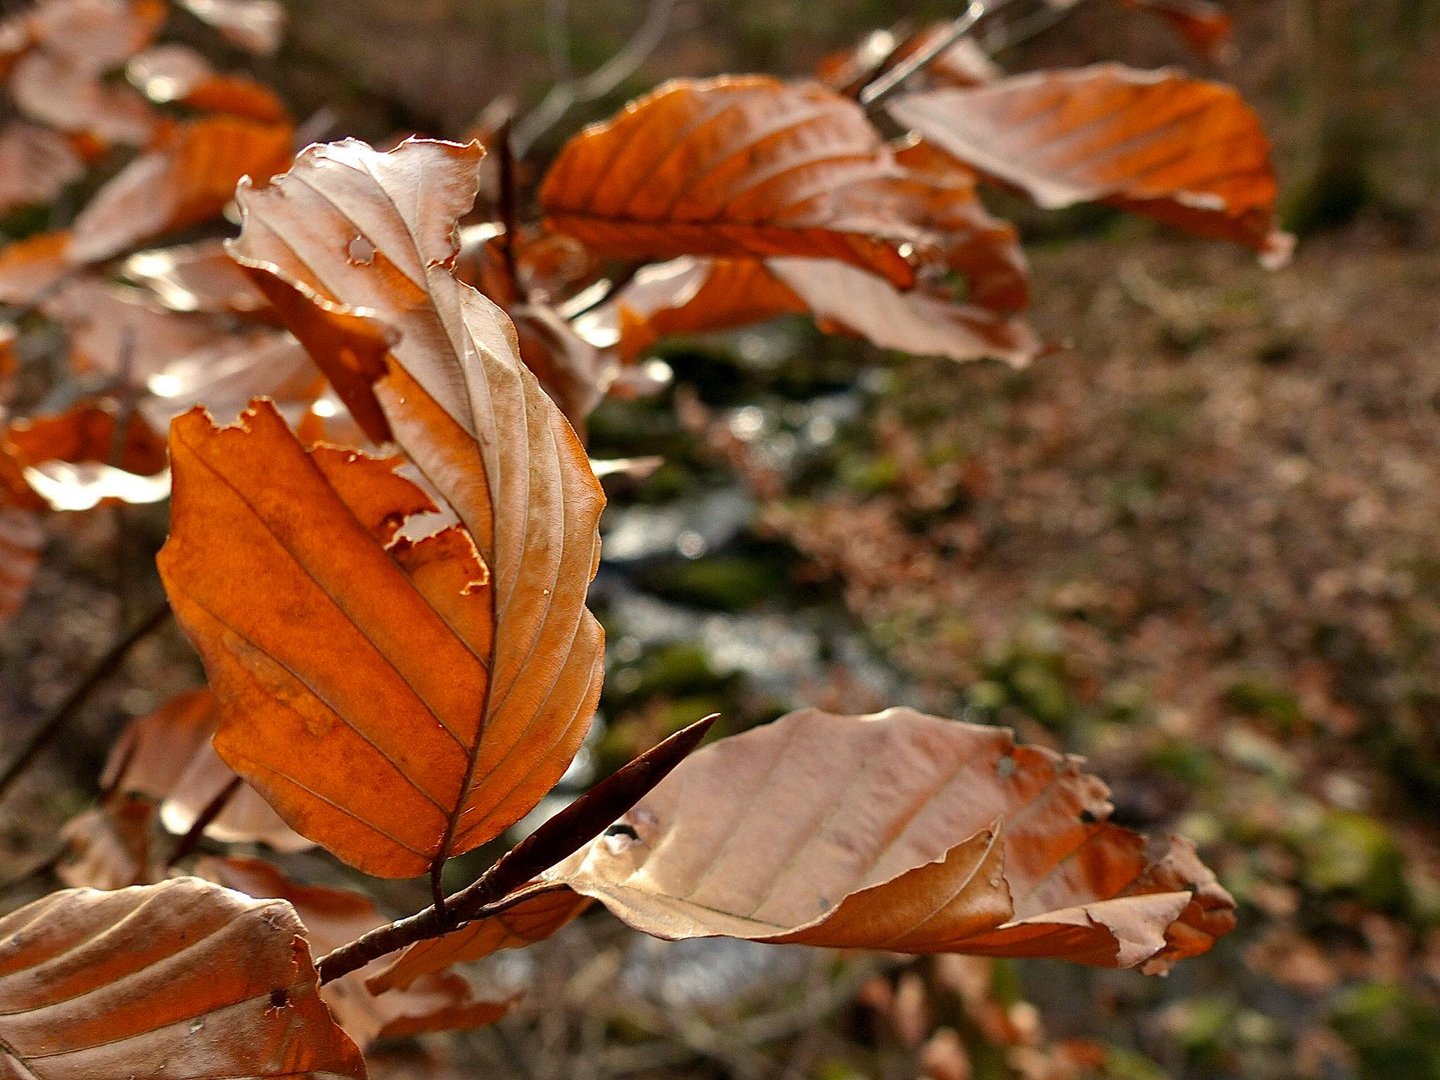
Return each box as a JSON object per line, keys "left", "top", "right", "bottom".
{"left": 540, "top": 76, "right": 936, "bottom": 287}
{"left": 176, "top": 137, "right": 607, "bottom": 878}
{"left": 0, "top": 878, "right": 366, "bottom": 1077}
{"left": 889, "top": 65, "right": 1293, "bottom": 266}
{"left": 540, "top": 708, "right": 1235, "bottom": 972}
{"left": 69, "top": 115, "right": 294, "bottom": 265}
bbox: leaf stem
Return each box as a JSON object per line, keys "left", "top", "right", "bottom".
{"left": 0, "top": 601, "right": 171, "bottom": 801}
{"left": 315, "top": 715, "right": 716, "bottom": 983}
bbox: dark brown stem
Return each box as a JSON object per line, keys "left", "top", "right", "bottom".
{"left": 0, "top": 601, "right": 171, "bottom": 801}
{"left": 166, "top": 775, "right": 242, "bottom": 868}
{"left": 496, "top": 120, "right": 523, "bottom": 303}
{"left": 316, "top": 715, "right": 716, "bottom": 984}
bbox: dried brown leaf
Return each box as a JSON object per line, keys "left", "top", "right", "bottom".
{"left": 541, "top": 708, "right": 1234, "bottom": 971}
{"left": 0, "top": 878, "right": 366, "bottom": 1077}
{"left": 69, "top": 115, "right": 294, "bottom": 264}
{"left": 541, "top": 76, "right": 936, "bottom": 287}
{"left": 102, "top": 688, "right": 314, "bottom": 854}
{"left": 889, "top": 65, "right": 1292, "bottom": 265}
{"left": 166, "top": 138, "right": 606, "bottom": 877}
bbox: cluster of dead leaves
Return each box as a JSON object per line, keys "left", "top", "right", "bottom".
{"left": 0, "top": 3, "right": 1290, "bottom": 1071}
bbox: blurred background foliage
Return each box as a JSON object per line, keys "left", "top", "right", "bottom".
{"left": 4, "top": 0, "right": 1440, "bottom": 1076}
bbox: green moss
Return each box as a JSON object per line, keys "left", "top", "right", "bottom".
{"left": 1332, "top": 983, "right": 1440, "bottom": 1080}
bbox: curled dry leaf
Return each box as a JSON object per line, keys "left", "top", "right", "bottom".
{"left": 0, "top": 506, "right": 42, "bottom": 627}
{"left": 0, "top": 122, "right": 83, "bottom": 216}
{"left": 579, "top": 256, "right": 806, "bottom": 363}
{"left": 1120, "top": 0, "right": 1234, "bottom": 63}
{"left": 127, "top": 44, "right": 290, "bottom": 123}
{"left": 0, "top": 877, "right": 365, "bottom": 1077}
{"left": 511, "top": 301, "right": 611, "bottom": 431}
{"left": 200, "top": 856, "right": 515, "bottom": 1048}
{"left": 539, "top": 708, "right": 1234, "bottom": 971}
{"left": 69, "top": 114, "right": 295, "bottom": 264}
{"left": 25, "top": 0, "right": 166, "bottom": 70}
{"left": 43, "top": 278, "right": 223, "bottom": 377}
{"left": 102, "top": 688, "right": 313, "bottom": 853}
{"left": 540, "top": 76, "right": 935, "bottom": 287}
{"left": 9, "top": 53, "right": 156, "bottom": 148}
{"left": 892, "top": 139, "right": 1029, "bottom": 312}
{"left": 818, "top": 24, "right": 999, "bottom": 96}
{"left": 55, "top": 793, "right": 156, "bottom": 890}
{"left": 769, "top": 257, "right": 1040, "bottom": 366}
{"left": 594, "top": 255, "right": 1037, "bottom": 367}
{"left": 889, "top": 65, "right": 1293, "bottom": 266}
{"left": 180, "top": 137, "right": 606, "bottom": 878}
{"left": 1, "top": 403, "right": 169, "bottom": 511}
{"left": 122, "top": 239, "right": 273, "bottom": 314}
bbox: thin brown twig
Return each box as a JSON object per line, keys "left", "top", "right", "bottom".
{"left": 165, "top": 775, "right": 242, "bottom": 868}
{"left": 859, "top": 0, "right": 989, "bottom": 106}
{"left": 0, "top": 601, "right": 171, "bottom": 801}
{"left": 511, "top": 0, "right": 678, "bottom": 156}
{"left": 316, "top": 716, "right": 715, "bottom": 984}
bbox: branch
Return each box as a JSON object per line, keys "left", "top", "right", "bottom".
{"left": 859, "top": 0, "right": 988, "bottom": 107}
{"left": 315, "top": 715, "right": 716, "bottom": 984}
{"left": 511, "top": 0, "right": 678, "bottom": 156}
{"left": 0, "top": 601, "right": 171, "bottom": 800}
{"left": 165, "top": 775, "right": 242, "bottom": 868}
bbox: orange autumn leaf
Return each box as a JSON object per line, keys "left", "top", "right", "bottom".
{"left": 201, "top": 856, "right": 515, "bottom": 1048}
{"left": 0, "top": 230, "right": 72, "bottom": 305}
{"left": 540, "top": 76, "right": 935, "bottom": 287}
{"left": 102, "top": 688, "right": 313, "bottom": 854}
{"left": 127, "top": 44, "right": 290, "bottom": 123}
{"left": 888, "top": 65, "right": 1292, "bottom": 266}
{"left": 68, "top": 114, "right": 295, "bottom": 264}
{"left": 892, "top": 138, "right": 1029, "bottom": 312}
{"left": 1121, "top": 0, "right": 1235, "bottom": 63}
{"left": 1, "top": 402, "right": 170, "bottom": 511}
{"left": 197, "top": 138, "right": 605, "bottom": 876}
{"left": 55, "top": 793, "right": 156, "bottom": 891}
{"left": 539, "top": 708, "right": 1234, "bottom": 972}
{"left": 0, "top": 878, "right": 365, "bottom": 1076}
{"left": 594, "top": 255, "right": 1036, "bottom": 367}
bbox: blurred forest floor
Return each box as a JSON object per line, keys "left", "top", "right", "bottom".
{"left": 3, "top": 0, "right": 1440, "bottom": 1077}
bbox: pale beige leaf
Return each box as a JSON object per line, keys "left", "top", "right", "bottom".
{"left": 543, "top": 708, "right": 1234, "bottom": 971}
{"left": 888, "top": 65, "right": 1292, "bottom": 265}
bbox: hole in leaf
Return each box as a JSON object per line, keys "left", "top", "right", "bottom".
{"left": 347, "top": 235, "right": 375, "bottom": 265}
